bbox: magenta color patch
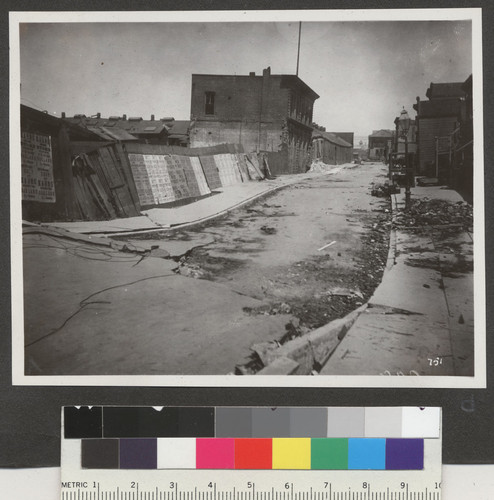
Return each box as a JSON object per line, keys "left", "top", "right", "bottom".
{"left": 196, "top": 438, "right": 235, "bottom": 469}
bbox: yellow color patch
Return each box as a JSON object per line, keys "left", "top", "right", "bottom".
{"left": 272, "top": 438, "right": 311, "bottom": 469}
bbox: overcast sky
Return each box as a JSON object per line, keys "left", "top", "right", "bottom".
{"left": 19, "top": 20, "right": 472, "bottom": 137}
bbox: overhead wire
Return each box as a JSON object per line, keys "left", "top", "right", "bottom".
{"left": 24, "top": 273, "right": 174, "bottom": 349}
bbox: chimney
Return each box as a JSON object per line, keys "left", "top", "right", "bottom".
{"left": 122, "top": 114, "right": 127, "bottom": 120}
{"left": 263, "top": 66, "right": 271, "bottom": 77}
{"left": 249, "top": 72, "right": 255, "bottom": 77}
{"left": 61, "top": 112, "right": 66, "bottom": 118}
{"left": 97, "top": 112, "right": 101, "bottom": 118}
{"left": 151, "top": 114, "right": 155, "bottom": 121}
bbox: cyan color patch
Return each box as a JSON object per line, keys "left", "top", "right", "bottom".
{"left": 348, "top": 438, "right": 386, "bottom": 469}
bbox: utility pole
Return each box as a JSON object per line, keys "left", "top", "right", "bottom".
{"left": 296, "top": 21, "right": 302, "bottom": 76}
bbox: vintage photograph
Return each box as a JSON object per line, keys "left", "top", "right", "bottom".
{"left": 11, "top": 10, "right": 484, "bottom": 385}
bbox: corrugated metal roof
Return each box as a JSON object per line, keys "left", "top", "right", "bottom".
{"left": 167, "top": 120, "right": 191, "bottom": 136}
{"left": 330, "top": 132, "right": 354, "bottom": 147}
{"left": 86, "top": 126, "right": 115, "bottom": 141}
{"left": 65, "top": 116, "right": 170, "bottom": 137}
{"left": 99, "top": 126, "right": 138, "bottom": 141}
{"left": 312, "top": 130, "right": 352, "bottom": 147}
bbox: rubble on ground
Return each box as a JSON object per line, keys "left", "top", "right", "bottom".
{"left": 393, "top": 198, "right": 473, "bottom": 231}
{"left": 371, "top": 182, "right": 400, "bottom": 197}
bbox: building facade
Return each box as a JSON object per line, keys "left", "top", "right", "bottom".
{"left": 450, "top": 75, "right": 473, "bottom": 201}
{"left": 413, "top": 81, "right": 466, "bottom": 176}
{"left": 311, "top": 130, "right": 353, "bottom": 165}
{"left": 368, "top": 130, "right": 394, "bottom": 160}
{"left": 189, "top": 67, "right": 319, "bottom": 174}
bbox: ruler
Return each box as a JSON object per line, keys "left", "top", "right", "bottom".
{"left": 60, "top": 470, "right": 442, "bottom": 500}
{"left": 61, "top": 407, "right": 442, "bottom": 500}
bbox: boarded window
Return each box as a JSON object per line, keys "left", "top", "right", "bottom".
{"left": 205, "top": 92, "right": 215, "bottom": 115}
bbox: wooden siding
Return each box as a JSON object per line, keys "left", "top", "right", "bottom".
{"left": 417, "top": 117, "right": 458, "bottom": 174}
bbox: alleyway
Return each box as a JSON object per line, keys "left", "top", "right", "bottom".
{"left": 24, "top": 163, "right": 391, "bottom": 375}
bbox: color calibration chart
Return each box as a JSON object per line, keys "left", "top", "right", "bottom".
{"left": 61, "top": 407, "right": 442, "bottom": 500}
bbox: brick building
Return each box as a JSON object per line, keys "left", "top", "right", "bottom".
{"left": 189, "top": 67, "right": 319, "bottom": 174}
{"left": 413, "top": 81, "right": 466, "bottom": 175}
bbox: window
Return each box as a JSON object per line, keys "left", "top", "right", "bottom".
{"left": 205, "top": 92, "right": 215, "bottom": 115}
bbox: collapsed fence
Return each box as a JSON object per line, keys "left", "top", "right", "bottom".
{"left": 22, "top": 140, "right": 272, "bottom": 222}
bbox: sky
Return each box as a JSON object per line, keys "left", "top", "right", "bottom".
{"left": 18, "top": 19, "right": 472, "bottom": 137}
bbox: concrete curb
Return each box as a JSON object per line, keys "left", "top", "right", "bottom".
{"left": 46, "top": 180, "right": 296, "bottom": 239}
{"left": 40, "top": 169, "right": 340, "bottom": 238}
{"left": 115, "top": 182, "right": 291, "bottom": 237}
{"left": 255, "top": 304, "right": 368, "bottom": 375}
{"left": 107, "top": 168, "right": 341, "bottom": 237}
{"left": 256, "top": 178, "right": 397, "bottom": 376}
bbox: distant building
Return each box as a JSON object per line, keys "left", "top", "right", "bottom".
{"left": 330, "top": 132, "right": 354, "bottom": 148}
{"left": 189, "top": 67, "right": 319, "bottom": 174}
{"left": 413, "top": 81, "right": 466, "bottom": 176}
{"left": 166, "top": 120, "right": 193, "bottom": 147}
{"left": 311, "top": 130, "right": 353, "bottom": 165}
{"left": 368, "top": 129, "right": 394, "bottom": 160}
{"left": 64, "top": 114, "right": 192, "bottom": 146}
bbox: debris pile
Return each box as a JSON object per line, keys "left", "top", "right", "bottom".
{"left": 393, "top": 198, "right": 473, "bottom": 231}
{"left": 370, "top": 182, "right": 400, "bottom": 197}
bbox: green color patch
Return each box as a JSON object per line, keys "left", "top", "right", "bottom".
{"left": 311, "top": 438, "right": 348, "bottom": 470}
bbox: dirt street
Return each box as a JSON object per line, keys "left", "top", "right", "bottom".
{"left": 123, "top": 162, "right": 391, "bottom": 373}
{"left": 24, "top": 163, "right": 392, "bottom": 375}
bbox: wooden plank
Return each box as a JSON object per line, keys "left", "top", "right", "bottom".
{"left": 58, "top": 125, "right": 79, "bottom": 219}
{"left": 83, "top": 153, "right": 113, "bottom": 201}
{"left": 245, "top": 153, "right": 264, "bottom": 180}
{"left": 96, "top": 147, "right": 130, "bottom": 216}
{"left": 72, "top": 170, "right": 95, "bottom": 220}
{"left": 82, "top": 173, "right": 109, "bottom": 220}
{"left": 86, "top": 172, "right": 117, "bottom": 219}
{"left": 72, "top": 176, "right": 89, "bottom": 220}
{"left": 89, "top": 150, "right": 126, "bottom": 216}
{"left": 262, "top": 153, "right": 273, "bottom": 178}
{"left": 98, "top": 146, "right": 125, "bottom": 188}
{"left": 235, "top": 154, "right": 250, "bottom": 181}
{"left": 78, "top": 154, "right": 117, "bottom": 218}
{"left": 113, "top": 144, "right": 141, "bottom": 212}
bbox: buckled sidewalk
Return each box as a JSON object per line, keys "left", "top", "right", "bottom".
{"left": 35, "top": 170, "right": 341, "bottom": 237}
{"left": 320, "top": 184, "right": 474, "bottom": 376}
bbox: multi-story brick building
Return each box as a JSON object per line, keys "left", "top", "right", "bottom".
{"left": 189, "top": 67, "right": 319, "bottom": 174}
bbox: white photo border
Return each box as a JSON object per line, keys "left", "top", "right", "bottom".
{"left": 10, "top": 8, "right": 486, "bottom": 388}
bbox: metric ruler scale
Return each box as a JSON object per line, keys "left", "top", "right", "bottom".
{"left": 60, "top": 478, "right": 442, "bottom": 500}
{"left": 61, "top": 407, "right": 442, "bottom": 500}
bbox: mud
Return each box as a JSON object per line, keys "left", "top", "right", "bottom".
{"left": 116, "top": 164, "right": 393, "bottom": 371}
{"left": 172, "top": 173, "right": 391, "bottom": 333}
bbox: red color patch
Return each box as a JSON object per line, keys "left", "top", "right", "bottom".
{"left": 235, "top": 438, "right": 272, "bottom": 469}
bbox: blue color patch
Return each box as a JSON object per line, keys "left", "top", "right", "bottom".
{"left": 348, "top": 438, "right": 386, "bottom": 469}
